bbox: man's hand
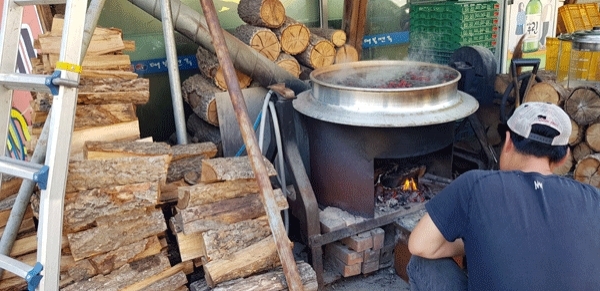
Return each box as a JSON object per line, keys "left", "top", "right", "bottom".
{"left": 408, "top": 213, "right": 465, "bottom": 259}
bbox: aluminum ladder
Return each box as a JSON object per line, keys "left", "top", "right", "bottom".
{"left": 0, "top": 0, "right": 87, "bottom": 290}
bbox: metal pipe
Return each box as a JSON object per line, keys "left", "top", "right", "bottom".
{"left": 198, "top": 0, "right": 304, "bottom": 289}
{"left": 0, "top": 112, "right": 50, "bottom": 279}
{"left": 126, "top": 0, "right": 309, "bottom": 95}
{"left": 160, "top": 0, "right": 188, "bottom": 144}
{"left": 319, "top": 0, "right": 329, "bottom": 29}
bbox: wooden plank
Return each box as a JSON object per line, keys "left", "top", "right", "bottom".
{"left": 176, "top": 231, "right": 206, "bottom": 262}
{"left": 200, "top": 156, "right": 277, "bottom": 183}
{"left": 84, "top": 141, "right": 171, "bottom": 160}
{"left": 67, "top": 208, "right": 167, "bottom": 261}
{"left": 120, "top": 262, "right": 192, "bottom": 291}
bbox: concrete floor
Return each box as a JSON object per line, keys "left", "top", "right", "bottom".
{"left": 322, "top": 266, "right": 410, "bottom": 291}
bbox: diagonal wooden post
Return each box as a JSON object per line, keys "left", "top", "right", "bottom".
{"left": 198, "top": 0, "right": 305, "bottom": 290}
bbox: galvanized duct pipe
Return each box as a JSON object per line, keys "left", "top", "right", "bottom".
{"left": 127, "top": 0, "right": 310, "bottom": 94}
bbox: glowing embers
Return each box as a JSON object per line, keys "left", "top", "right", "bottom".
{"left": 375, "top": 164, "right": 428, "bottom": 211}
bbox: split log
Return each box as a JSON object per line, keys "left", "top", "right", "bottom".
{"left": 200, "top": 156, "right": 277, "bottom": 183}
{"left": 182, "top": 74, "right": 222, "bottom": 126}
{"left": 586, "top": 122, "right": 600, "bottom": 152}
{"left": 574, "top": 153, "right": 600, "bottom": 187}
{"left": 275, "top": 53, "right": 301, "bottom": 78}
{"left": 61, "top": 252, "right": 172, "bottom": 291}
{"left": 66, "top": 155, "right": 170, "bottom": 192}
{"left": 0, "top": 176, "right": 22, "bottom": 200}
{"left": 176, "top": 231, "right": 206, "bottom": 262}
{"left": 84, "top": 141, "right": 171, "bottom": 160}
{"left": 160, "top": 180, "right": 188, "bottom": 204}
{"left": 195, "top": 46, "right": 252, "bottom": 91}
{"left": 203, "top": 235, "right": 281, "bottom": 287}
{"left": 37, "top": 29, "right": 125, "bottom": 56}
{"left": 0, "top": 217, "right": 36, "bottom": 239}
{"left": 67, "top": 208, "right": 167, "bottom": 261}
{"left": 180, "top": 190, "right": 289, "bottom": 234}
{"left": 177, "top": 179, "right": 260, "bottom": 209}
{"left": 570, "top": 118, "right": 584, "bottom": 146}
{"left": 237, "top": 0, "right": 286, "bottom": 28}
{"left": 272, "top": 17, "right": 311, "bottom": 55}
{"left": 0, "top": 193, "right": 34, "bottom": 228}
{"left": 76, "top": 78, "right": 150, "bottom": 105}
{"left": 187, "top": 113, "right": 222, "bottom": 151}
{"left": 553, "top": 151, "right": 574, "bottom": 175}
{"left": 335, "top": 44, "right": 359, "bottom": 64}
{"left": 69, "top": 120, "right": 141, "bottom": 159}
{"left": 309, "top": 27, "right": 347, "bottom": 47}
{"left": 121, "top": 267, "right": 188, "bottom": 291}
{"left": 202, "top": 216, "right": 271, "bottom": 261}
{"left": 523, "top": 81, "right": 568, "bottom": 106}
{"left": 295, "top": 34, "right": 336, "bottom": 69}
{"left": 573, "top": 141, "right": 595, "bottom": 162}
{"left": 63, "top": 182, "right": 159, "bottom": 232}
{"left": 48, "top": 53, "right": 132, "bottom": 71}
{"left": 80, "top": 70, "right": 139, "bottom": 80}
{"left": 207, "top": 261, "right": 317, "bottom": 291}
{"left": 233, "top": 24, "right": 281, "bottom": 61}
{"left": 73, "top": 103, "right": 139, "bottom": 129}
{"left": 172, "top": 142, "right": 218, "bottom": 160}
{"left": 564, "top": 87, "right": 600, "bottom": 126}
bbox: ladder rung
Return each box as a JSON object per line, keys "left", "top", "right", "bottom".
{"left": 0, "top": 72, "right": 78, "bottom": 95}
{"left": 0, "top": 157, "right": 48, "bottom": 189}
{"left": 0, "top": 255, "right": 42, "bottom": 291}
{"left": 13, "top": 0, "right": 66, "bottom": 6}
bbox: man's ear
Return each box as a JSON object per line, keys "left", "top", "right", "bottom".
{"left": 502, "top": 131, "right": 513, "bottom": 153}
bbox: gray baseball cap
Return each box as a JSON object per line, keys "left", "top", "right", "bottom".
{"left": 507, "top": 102, "right": 572, "bottom": 146}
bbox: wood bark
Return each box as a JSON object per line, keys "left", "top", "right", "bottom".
{"left": 48, "top": 53, "right": 132, "bottom": 71}
{"left": 195, "top": 46, "right": 252, "bottom": 90}
{"left": 120, "top": 262, "right": 192, "bottom": 291}
{"left": 202, "top": 216, "right": 271, "bottom": 261}
{"left": 80, "top": 70, "right": 139, "bottom": 80}
{"left": 203, "top": 235, "right": 281, "bottom": 287}
{"left": 0, "top": 175, "right": 22, "bottom": 200}
{"left": 187, "top": 113, "right": 222, "bottom": 151}
{"left": 272, "top": 17, "right": 311, "bottom": 55}
{"left": 574, "top": 153, "right": 600, "bottom": 187}
{"left": 237, "top": 0, "right": 286, "bottom": 28}
{"left": 209, "top": 261, "right": 318, "bottom": 291}
{"left": 572, "top": 141, "right": 595, "bottom": 162}
{"left": 63, "top": 182, "right": 159, "bottom": 232}
{"left": 88, "top": 235, "right": 163, "bottom": 276}
{"left": 522, "top": 81, "right": 568, "bottom": 106}
{"left": 335, "top": 43, "right": 359, "bottom": 64}
{"left": 275, "top": 52, "right": 301, "bottom": 78}
{"left": 180, "top": 190, "right": 289, "bottom": 234}
{"left": 564, "top": 87, "right": 600, "bottom": 126}
{"left": 586, "top": 122, "right": 600, "bottom": 152}
{"left": 299, "top": 64, "right": 313, "bottom": 80}
{"left": 76, "top": 78, "right": 150, "bottom": 105}
{"left": 310, "top": 27, "right": 347, "bottom": 47}
{"left": 182, "top": 74, "right": 222, "bottom": 126}
{"left": 0, "top": 217, "right": 36, "bottom": 240}
{"left": 570, "top": 118, "right": 584, "bottom": 146}
{"left": 295, "top": 34, "right": 336, "bottom": 69}
{"left": 172, "top": 142, "right": 218, "bottom": 160}
{"left": 84, "top": 141, "right": 171, "bottom": 160}
{"left": 73, "top": 103, "right": 138, "bottom": 129}
{"left": 66, "top": 155, "right": 170, "bottom": 192}
{"left": 177, "top": 178, "right": 260, "bottom": 209}
{"left": 234, "top": 24, "right": 281, "bottom": 61}
{"left": 61, "top": 252, "right": 171, "bottom": 291}
{"left": 67, "top": 208, "right": 167, "bottom": 261}
{"left": 168, "top": 156, "right": 205, "bottom": 183}
{"left": 200, "top": 156, "right": 277, "bottom": 183}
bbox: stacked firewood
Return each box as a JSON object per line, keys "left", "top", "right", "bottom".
{"left": 28, "top": 16, "right": 149, "bottom": 160}
{"left": 170, "top": 156, "right": 318, "bottom": 290}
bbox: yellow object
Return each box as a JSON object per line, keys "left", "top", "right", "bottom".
{"left": 557, "top": 3, "right": 600, "bottom": 34}
{"left": 55, "top": 61, "right": 83, "bottom": 73}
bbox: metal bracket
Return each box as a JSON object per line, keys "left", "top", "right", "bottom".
{"left": 44, "top": 70, "right": 80, "bottom": 95}
{"left": 26, "top": 263, "right": 43, "bottom": 291}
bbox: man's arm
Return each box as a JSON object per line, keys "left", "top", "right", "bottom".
{"left": 408, "top": 213, "right": 465, "bottom": 259}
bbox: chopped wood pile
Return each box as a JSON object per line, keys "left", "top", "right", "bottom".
{"left": 29, "top": 16, "right": 148, "bottom": 160}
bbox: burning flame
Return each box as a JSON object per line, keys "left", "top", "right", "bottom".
{"left": 401, "top": 178, "right": 418, "bottom": 192}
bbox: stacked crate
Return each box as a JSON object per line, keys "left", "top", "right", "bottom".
{"left": 409, "top": 0, "right": 499, "bottom": 65}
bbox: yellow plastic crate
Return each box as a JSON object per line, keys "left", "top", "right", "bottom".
{"left": 557, "top": 39, "right": 571, "bottom": 82}
{"left": 545, "top": 37, "right": 559, "bottom": 72}
{"left": 583, "top": 3, "right": 600, "bottom": 27}
{"left": 559, "top": 5, "right": 592, "bottom": 32}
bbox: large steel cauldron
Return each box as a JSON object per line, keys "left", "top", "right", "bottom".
{"left": 292, "top": 61, "right": 479, "bottom": 217}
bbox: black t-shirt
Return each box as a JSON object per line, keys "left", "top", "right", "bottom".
{"left": 426, "top": 170, "right": 600, "bottom": 290}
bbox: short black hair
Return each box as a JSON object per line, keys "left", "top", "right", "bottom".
{"left": 509, "top": 124, "right": 568, "bottom": 163}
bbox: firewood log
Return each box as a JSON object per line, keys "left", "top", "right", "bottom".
{"left": 80, "top": 69, "right": 139, "bottom": 79}
{"left": 120, "top": 261, "right": 193, "bottom": 291}
{"left": 204, "top": 235, "right": 281, "bottom": 287}
{"left": 299, "top": 64, "right": 313, "bottom": 80}
{"left": 564, "top": 87, "right": 600, "bottom": 126}
{"left": 309, "top": 27, "right": 347, "bottom": 47}
{"left": 63, "top": 182, "right": 159, "bottom": 232}
{"left": 84, "top": 140, "right": 171, "bottom": 160}
{"left": 574, "top": 153, "right": 600, "bottom": 187}
{"left": 67, "top": 208, "right": 167, "bottom": 261}
{"left": 522, "top": 80, "right": 568, "bottom": 106}
{"left": 66, "top": 155, "right": 171, "bottom": 192}
{"left": 0, "top": 217, "right": 35, "bottom": 239}
{"left": 182, "top": 74, "right": 222, "bottom": 126}
{"left": 570, "top": 118, "right": 584, "bottom": 146}
{"left": 275, "top": 52, "right": 301, "bottom": 78}
{"left": 335, "top": 43, "right": 359, "bottom": 64}
{"left": 88, "top": 236, "right": 163, "bottom": 276}
{"left": 237, "top": 0, "right": 286, "bottom": 28}
{"left": 75, "top": 78, "right": 150, "bottom": 105}
{"left": 200, "top": 156, "right": 277, "bottom": 183}
{"left": 195, "top": 46, "right": 252, "bottom": 91}
{"left": 573, "top": 141, "right": 595, "bottom": 162}
{"left": 177, "top": 179, "right": 260, "bottom": 209}
{"left": 202, "top": 216, "right": 271, "bottom": 261}
{"left": 586, "top": 122, "right": 600, "bottom": 152}
{"left": 48, "top": 53, "right": 132, "bottom": 71}
{"left": 32, "top": 103, "right": 139, "bottom": 131}
{"left": 295, "top": 34, "right": 336, "bottom": 69}
{"left": 175, "top": 231, "right": 206, "bottom": 262}
{"left": 233, "top": 24, "right": 281, "bottom": 61}
{"left": 272, "top": 17, "right": 311, "bottom": 55}
{"left": 61, "top": 252, "right": 172, "bottom": 291}
{"left": 0, "top": 194, "right": 34, "bottom": 228}
{"left": 172, "top": 142, "right": 218, "bottom": 160}
{"left": 0, "top": 176, "right": 22, "bottom": 200}
{"left": 37, "top": 28, "right": 125, "bottom": 56}
{"left": 187, "top": 113, "right": 222, "bottom": 152}
{"left": 206, "top": 261, "right": 318, "bottom": 291}
{"left": 169, "top": 142, "right": 218, "bottom": 183}
{"left": 179, "top": 190, "right": 289, "bottom": 234}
